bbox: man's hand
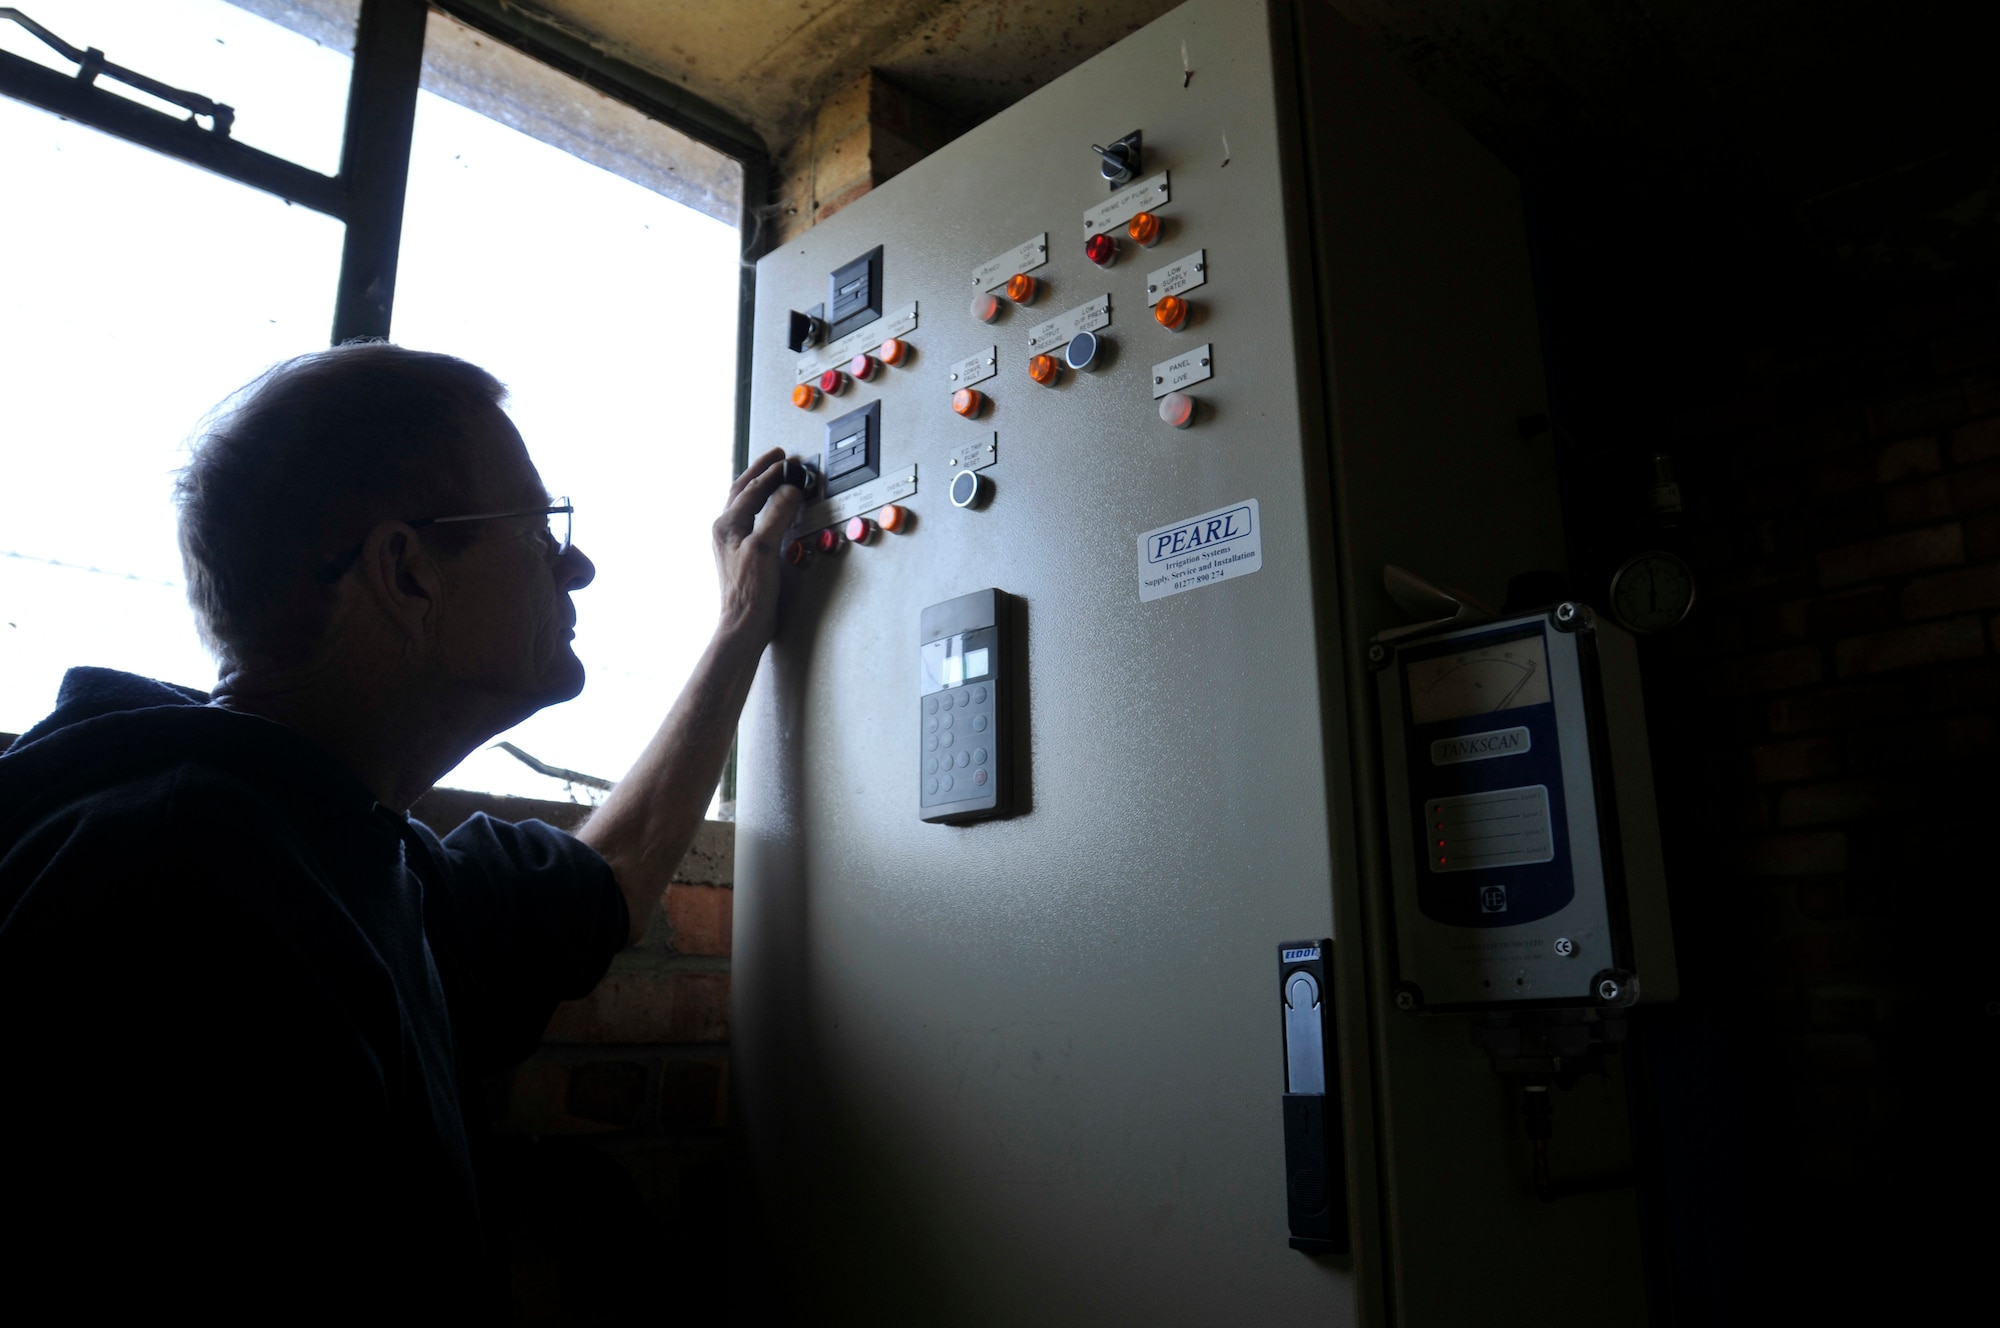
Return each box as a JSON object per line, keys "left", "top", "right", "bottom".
{"left": 714, "top": 445, "right": 806, "bottom": 646}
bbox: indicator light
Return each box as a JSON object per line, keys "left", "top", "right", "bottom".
{"left": 1154, "top": 295, "right": 1190, "bottom": 332}
{"left": 819, "top": 368, "right": 847, "bottom": 395}
{"left": 783, "top": 539, "right": 810, "bottom": 566}
{"left": 790, "top": 383, "right": 819, "bottom": 410}
{"left": 952, "top": 387, "right": 985, "bottom": 418}
{"left": 970, "top": 290, "right": 1001, "bottom": 323}
{"left": 1158, "top": 390, "right": 1196, "bottom": 429}
{"left": 1127, "top": 210, "right": 1162, "bottom": 247}
{"left": 814, "top": 526, "right": 843, "bottom": 555}
{"left": 878, "top": 503, "right": 908, "bottom": 532}
{"left": 1084, "top": 233, "right": 1118, "bottom": 268}
{"left": 844, "top": 515, "right": 876, "bottom": 543}
{"left": 849, "top": 353, "right": 879, "bottom": 381}
{"left": 878, "top": 337, "right": 909, "bottom": 366}
{"left": 1027, "top": 353, "right": 1061, "bottom": 386}
{"left": 1005, "top": 272, "right": 1040, "bottom": 305}
{"left": 1064, "top": 330, "right": 1099, "bottom": 371}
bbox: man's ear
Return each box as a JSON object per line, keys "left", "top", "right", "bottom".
{"left": 356, "top": 521, "right": 444, "bottom": 641}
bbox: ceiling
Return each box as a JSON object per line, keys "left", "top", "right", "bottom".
{"left": 524, "top": 0, "right": 1996, "bottom": 305}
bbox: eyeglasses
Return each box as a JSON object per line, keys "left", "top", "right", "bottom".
{"left": 316, "top": 497, "right": 574, "bottom": 583}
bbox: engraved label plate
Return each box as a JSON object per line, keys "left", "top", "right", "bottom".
{"left": 1083, "top": 170, "right": 1170, "bottom": 236}
{"left": 970, "top": 234, "right": 1048, "bottom": 292}
{"left": 1151, "top": 343, "right": 1213, "bottom": 399}
{"left": 1026, "top": 295, "right": 1110, "bottom": 349}
{"left": 948, "top": 346, "right": 997, "bottom": 388}
{"left": 795, "top": 302, "right": 919, "bottom": 381}
{"left": 945, "top": 433, "right": 996, "bottom": 473}
{"left": 798, "top": 465, "right": 917, "bottom": 533}
{"left": 1430, "top": 726, "right": 1532, "bottom": 766}
{"left": 1146, "top": 249, "right": 1207, "bottom": 306}
{"left": 1426, "top": 785, "right": 1556, "bottom": 873}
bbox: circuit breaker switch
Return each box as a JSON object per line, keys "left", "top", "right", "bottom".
{"left": 1127, "top": 210, "right": 1163, "bottom": 248}
{"left": 970, "top": 290, "right": 1001, "bottom": 323}
{"left": 1028, "top": 354, "right": 1062, "bottom": 386}
{"left": 952, "top": 388, "right": 986, "bottom": 418}
{"left": 1154, "top": 295, "right": 1191, "bottom": 332}
{"left": 1084, "top": 233, "right": 1119, "bottom": 268}
{"left": 1006, "top": 273, "right": 1041, "bottom": 305}
{"left": 1159, "top": 391, "right": 1196, "bottom": 429}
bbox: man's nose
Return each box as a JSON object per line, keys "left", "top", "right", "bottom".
{"left": 558, "top": 542, "right": 596, "bottom": 591}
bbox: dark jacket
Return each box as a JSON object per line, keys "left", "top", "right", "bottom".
{"left": 0, "top": 669, "right": 628, "bottom": 1320}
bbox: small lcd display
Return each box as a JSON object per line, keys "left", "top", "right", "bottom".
{"left": 964, "top": 647, "right": 990, "bottom": 680}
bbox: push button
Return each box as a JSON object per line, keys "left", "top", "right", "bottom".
{"left": 973, "top": 748, "right": 988, "bottom": 765}
{"left": 973, "top": 686, "right": 988, "bottom": 703}
{"left": 972, "top": 769, "right": 988, "bottom": 786}
{"left": 941, "top": 774, "right": 955, "bottom": 792}
{"left": 925, "top": 697, "right": 938, "bottom": 714}
{"left": 971, "top": 714, "right": 988, "bottom": 733}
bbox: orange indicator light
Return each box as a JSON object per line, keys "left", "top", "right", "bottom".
{"left": 1027, "top": 353, "right": 1061, "bottom": 386}
{"left": 878, "top": 337, "right": 909, "bottom": 366}
{"left": 1154, "top": 295, "right": 1190, "bottom": 332}
{"left": 877, "top": 503, "right": 908, "bottom": 533}
{"left": 1084, "top": 233, "right": 1118, "bottom": 267}
{"left": 783, "top": 539, "right": 810, "bottom": 565}
{"left": 790, "top": 383, "right": 819, "bottom": 410}
{"left": 952, "top": 387, "right": 984, "bottom": 418}
{"left": 1005, "top": 272, "right": 1040, "bottom": 305}
{"left": 1127, "top": 210, "right": 1162, "bottom": 247}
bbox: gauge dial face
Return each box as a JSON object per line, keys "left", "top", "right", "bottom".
{"left": 1610, "top": 551, "right": 1696, "bottom": 633}
{"left": 1406, "top": 635, "right": 1551, "bottom": 725}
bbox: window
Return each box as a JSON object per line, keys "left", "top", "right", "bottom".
{"left": 1, "top": 1, "right": 755, "bottom": 812}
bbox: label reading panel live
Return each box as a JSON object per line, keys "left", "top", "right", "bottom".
{"left": 1084, "top": 170, "right": 1170, "bottom": 236}
{"left": 970, "top": 234, "right": 1048, "bottom": 291}
{"left": 1027, "top": 295, "right": 1110, "bottom": 349}
{"left": 949, "top": 346, "right": 997, "bottom": 388}
{"left": 1136, "top": 498, "right": 1263, "bottom": 603}
{"left": 1152, "top": 343, "right": 1213, "bottom": 399}
{"left": 1147, "top": 249, "right": 1206, "bottom": 305}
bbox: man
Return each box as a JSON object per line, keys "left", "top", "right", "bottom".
{"left": 0, "top": 343, "right": 804, "bottom": 1318}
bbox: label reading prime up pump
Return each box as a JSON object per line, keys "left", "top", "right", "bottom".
{"left": 1375, "top": 604, "right": 1677, "bottom": 1011}
{"left": 919, "top": 589, "right": 1015, "bottom": 824}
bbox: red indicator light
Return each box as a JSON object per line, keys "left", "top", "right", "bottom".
{"left": 819, "top": 368, "right": 847, "bottom": 395}
{"left": 1027, "top": 353, "right": 1061, "bottom": 386}
{"left": 814, "top": 527, "right": 842, "bottom": 555}
{"left": 1154, "top": 295, "right": 1190, "bottom": 332}
{"left": 1127, "top": 210, "right": 1162, "bottom": 247}
{"left": 878, "top": 503, "right": 908, "bottom": 532}
{"left": 849, "top": 353, "right": 879, "bottom": 381}
{"left": 790, "top": 383, "right": 819, "bottom": 410}
{"left": 783, "top": 539, "right": 810, "bottom": 566}
{"left": 878, "top": 337, "right": 909, "bottom": 366}
{"left": 1084, "top": 233, "right": 1118, "bottom": 267}
{"left": 1158, "top": 390, "right": 1196, "bottom": 429}
{"left": 970, "top": 290, "right": 1001, "bottom": 323}
{"left": 952, "top": 387, "right": 984, "bottom": 418}
{"left": 844, "top": 516, "right": 875, "bottom": 543}
{"left": 1005, "top": 272, "right": 1040, "bottom": 305}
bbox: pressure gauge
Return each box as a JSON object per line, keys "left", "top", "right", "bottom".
{"left": 1609, "top": 550, "right": 1696, "bottom": 633}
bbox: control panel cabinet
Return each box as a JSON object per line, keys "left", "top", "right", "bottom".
{"left": 735, "top": 1, "right": 1647, "bottom": 1325}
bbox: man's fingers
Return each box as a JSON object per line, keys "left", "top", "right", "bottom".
{"left": 728, "top": 447, "right": 788, "bottom": 503}
{"left": 719, "top": 458, "right": 789, "bottom": 537}
{"left": 746, "top": 482, "right": 807, "bottom": 550}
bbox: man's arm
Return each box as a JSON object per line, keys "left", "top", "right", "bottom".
{"left": 577, "top": 447, "right": 804, "bottom": 942}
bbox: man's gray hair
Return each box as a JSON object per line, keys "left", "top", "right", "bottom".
{"left": 176, "top": 342, "right": 507, "bottom": 672}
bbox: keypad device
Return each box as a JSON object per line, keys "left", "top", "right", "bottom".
{"left": 919, "top": 588, "right": 1015, "bottom": 823}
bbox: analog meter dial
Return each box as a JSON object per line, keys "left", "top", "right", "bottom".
{"left": 1405, "top": 635, "right": 1552, "bottom": 725}
{"left": 1609, "top": 551, "right": 1696, "bottom": 633}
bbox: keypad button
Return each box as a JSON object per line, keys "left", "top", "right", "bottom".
{"left": 926, "top": 717, "right": 937, "bottom": 734}
{"left": 971, "top": 715, "right": 987, "bottom": 733}
{"left": 974, "top": 686, "right": 988, "bottom": 704}
{"left": 941, "top": 774, "right": 955, "bottom": 792}
{"left": 926, "top": 758, "right": 938, "bottom": 775}
{"left": 956, "top": 751, "right": 970, "bottom": 769}
{"left": 926, "top": 736, "right": 938, "bottom": 752}
{"left": 940, "top": 731, "right": 953, "bottom": 747}
{"left": 926, "top": 778, "right": 939, "bottom": 795}
{"left": 973, "top": 747, "right": 988, "bottom": 765}
{"left": 925, "top": 697, "right": 938, "bottom": 715}
{"left": 941, "top": 711, "right": 954, "bottom": 729}
{"left": 961, "top": 692, "right": 974, "bottom": 708}
{"left": 973, "top": 769, "right": 988, "bottom": 786}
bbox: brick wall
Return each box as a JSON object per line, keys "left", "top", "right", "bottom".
{"left": 771, "top": 70, "right": 963, "bottom": 244}
{"left": 409, "top": 788, "right": 737, "bottom": 1324}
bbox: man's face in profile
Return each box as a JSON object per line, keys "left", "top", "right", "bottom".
{"left": 430, "top": 404, "right": 596, "bottom": 727}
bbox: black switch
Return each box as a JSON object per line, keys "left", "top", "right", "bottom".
{"left": 827, "top": 247, "right": 883, "bottom": 341}
{"left": 786, "top": 306, "right": 825, "bottom": 354}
